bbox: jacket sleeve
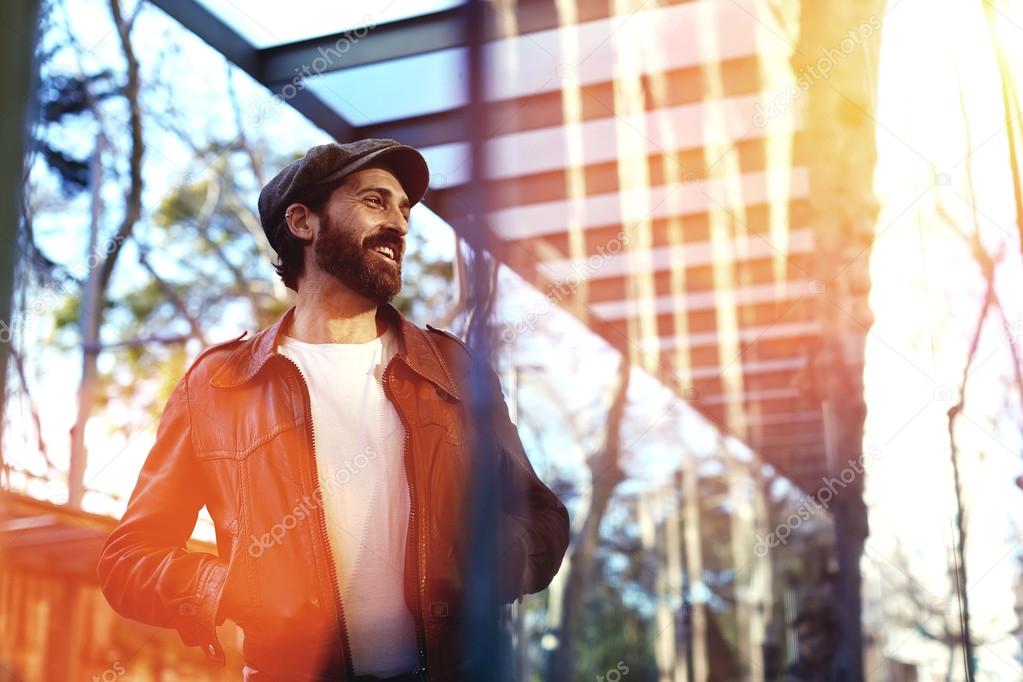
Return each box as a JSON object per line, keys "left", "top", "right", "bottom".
{"left": 482, "top": 363, "right": 570, "bottom": 601}
{"left": 96, "top": 373, "right": 230, "bottom": 665}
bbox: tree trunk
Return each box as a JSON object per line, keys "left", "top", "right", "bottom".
{"left": 793, "top": 0, "right": 888, "bottom": 678}
{"left": 680, "top": 460, "right": 708, "bottom": 682}
{"left": 66, "top": 0, "right": 144, "bottom": 507}
{"left": 548, "top": 357, "right": 630, "bottom": 681}
{"left": 750, "top": 460, "right": 774, "bottom": 680}
{"left": 728, "top": 446, "right": 764, "bottom": 682}
{"left": 68, "top": 134, "right": 105, "bottom": 507}
{"left": 644, "top": 485, "right": 686, "bottom": 682}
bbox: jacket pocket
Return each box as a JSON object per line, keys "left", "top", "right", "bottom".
{"left": 193, "top": 419, "right": 302, "bottom": 461}
{"left": 418, "top": 385, "right": 465, "bottom": 447}
{"left": 191, "top": 373, "right": 303, "bottom": 460}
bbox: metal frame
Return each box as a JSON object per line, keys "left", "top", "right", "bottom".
{"left": 151, "top": 0, "right": 850, "bottom": 490}
{"left": 149, "top": 0, "right": 841, "bottom": 489}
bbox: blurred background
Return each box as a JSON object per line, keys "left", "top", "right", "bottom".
{"left": 1, "top": 0, "right": 1022, "bottom": 680}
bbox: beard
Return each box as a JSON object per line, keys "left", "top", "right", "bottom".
{"left": 313, "top": 212, "right": 403, "bottom": 303}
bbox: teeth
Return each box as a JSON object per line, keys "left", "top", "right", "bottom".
{"left": 372, "top": 245, "right": 395, "bottom": 260}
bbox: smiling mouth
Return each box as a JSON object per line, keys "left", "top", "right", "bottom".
{"left": 369, "top": 244, "right": 398, "bottom": 262}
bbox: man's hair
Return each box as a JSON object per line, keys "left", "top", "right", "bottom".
{"left": 271, "top": 181, "right": 340, "bottom": 292}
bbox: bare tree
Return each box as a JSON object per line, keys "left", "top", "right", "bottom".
{"left": 878, "top": 542, "right": 998, "bottom": 680}
{"left": 928, "top": 69, "right": 1023, "bottom": 678}
{"left": 67, "top": 0, "right": 144, "bottom": 507}
{"left": 792, "top": 1, "right": 889, "bottom": 677}
{"left": 548, "top": 355, "right": 631, "bottom": 681}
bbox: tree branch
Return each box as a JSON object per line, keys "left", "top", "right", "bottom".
{"left": 134, "top": 239, "right": 207, "bottom": 346}
{"left": 7, "top": 345, "right": 57, "bottom": 473}
{"left": 82, "top": 333, "right": 191, "bottom": 352}
{"left": 96, "top": 0, "right": 144, "bottom": 295}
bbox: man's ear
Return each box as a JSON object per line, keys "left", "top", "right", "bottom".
{"left": 285, "top": 203, "right": 316, "bottom": 241}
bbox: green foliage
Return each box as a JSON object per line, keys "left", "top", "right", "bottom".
{"left": 391, "top": 228, "right": 455, "bottom": 321}
{"left": 154, "top": 180, "right": 211, "bottom": 229}
{"left": 120, "top": 279, "right": 168, "bottom": 321}
{"left": 52, "top": 291, "right": 80, "bottom": 331}
{"left": 572, "top": 577, "right": 657, "bottom": 682}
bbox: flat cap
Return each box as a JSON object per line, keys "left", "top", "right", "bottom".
{"left": 258, "top": 138, "right": 430, "bottom": 252}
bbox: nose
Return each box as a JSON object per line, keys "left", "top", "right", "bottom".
{"left": 385, "top": 204, "right": 409, "bottom": 236}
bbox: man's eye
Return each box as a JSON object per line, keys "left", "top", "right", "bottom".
{"left": 365, "top": 196, "right": 383, "bottom": 207}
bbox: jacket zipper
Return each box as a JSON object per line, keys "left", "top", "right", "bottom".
{"left": 382, "top": 359, "right": 429, "bottom": 676}
{"left": 279, "top": 355, "right": 356, "bottom": 680}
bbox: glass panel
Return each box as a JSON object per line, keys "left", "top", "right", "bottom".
{"left": 300, "top": 1, "right": 760, "bottom": 126}
{"left": 305, "top": 47, "right": 466, "bottom": 125}
{"left": 196, "top": 0, "right": 464, "bottom": 48}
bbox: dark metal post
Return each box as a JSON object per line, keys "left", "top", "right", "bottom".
{"left": 461, "top": 0, "right": 504, "bottom": 680}
{"left": 0, "top": 0, "right": 42, "bottom": 463}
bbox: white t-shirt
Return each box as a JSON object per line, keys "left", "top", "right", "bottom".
{"left": 278, "top": 323, "right": 420, "bottom": 677}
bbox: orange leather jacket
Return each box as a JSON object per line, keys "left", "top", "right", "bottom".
{"left": 97, "top": 303, "right": 570, "bottom": 681}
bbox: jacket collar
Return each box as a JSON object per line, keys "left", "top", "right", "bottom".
{"left": 209, "top": 302, "right": 461, "bottom": 399}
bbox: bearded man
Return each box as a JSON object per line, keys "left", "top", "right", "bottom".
{"left": 98, "top": 139, "right": 570, "bottom": 682}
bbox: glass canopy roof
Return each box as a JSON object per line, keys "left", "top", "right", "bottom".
{"left": 198, "top": 0, "right": 757, "bottom": 126}
{"left": 305, "top": 47, "right": 465, "bottom": 125}
{"left": 196, "top": 0, "right": 464, "bottom": 48}
{"left": 155, "top": 0, "right": 828, "bottom": 494}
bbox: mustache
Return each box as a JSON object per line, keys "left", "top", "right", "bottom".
{"left": 364, "top": 233, "right": 404, "bottom": 257}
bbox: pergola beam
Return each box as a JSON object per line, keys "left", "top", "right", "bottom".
{"left": 149, "top": 0, "right": 360, "bottom": 140}
{"left": 148, "top": 0, "right": 257, "bottom": 73}
{"left": 257, "top": 0, "right": 702, "bottom": 88}
{"left": 259, "top": 8, "right": 466, "bottom": 84}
